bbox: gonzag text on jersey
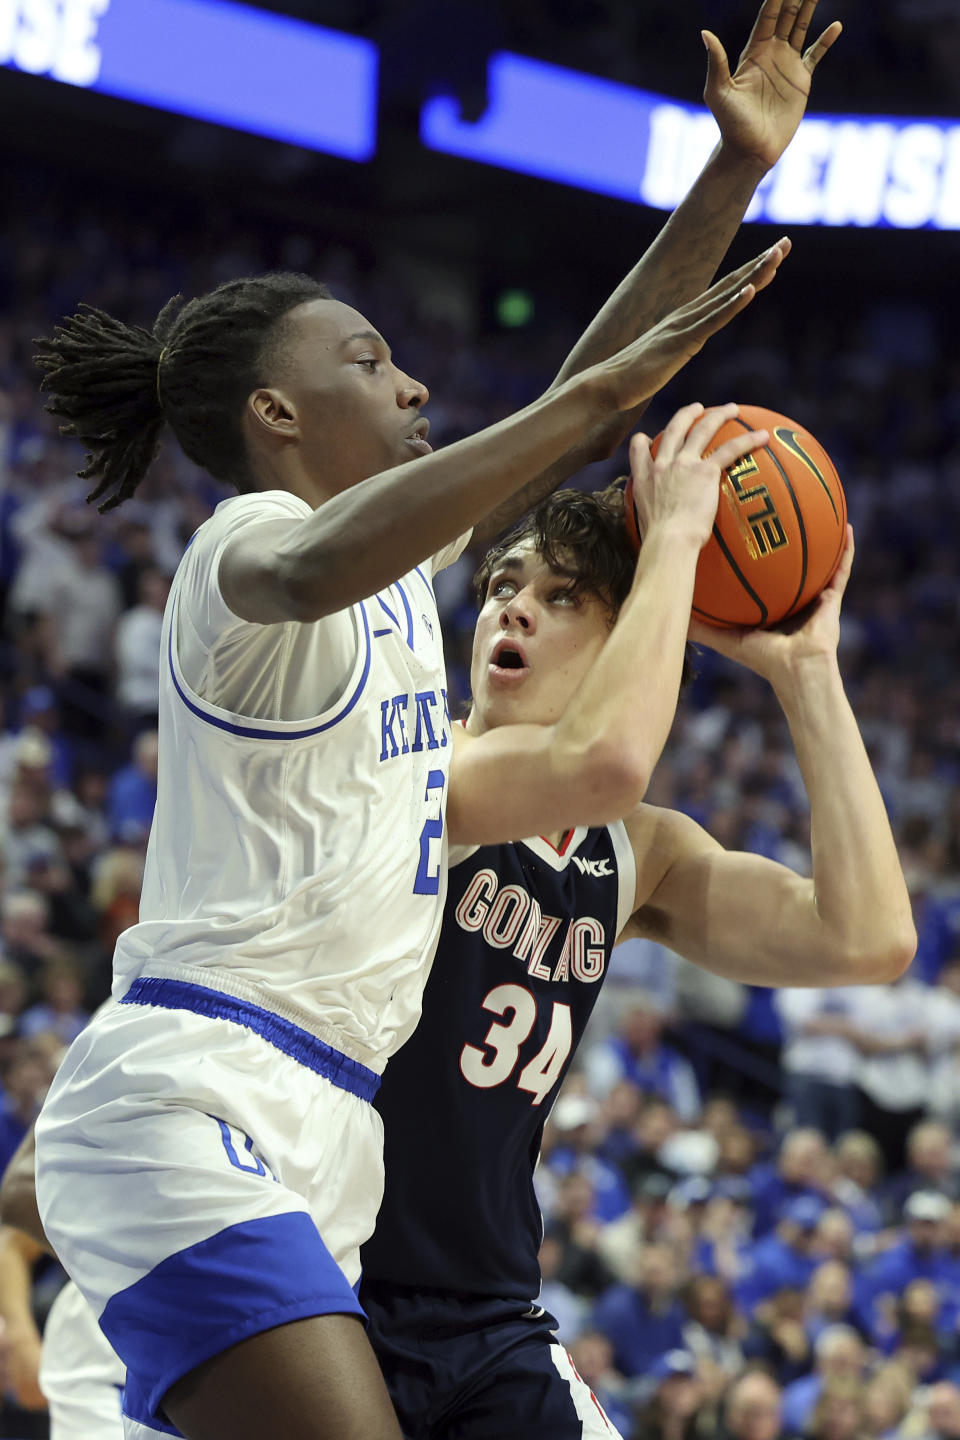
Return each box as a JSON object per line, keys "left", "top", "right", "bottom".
{"left": 455, "top": 868, "right": 606, "bottom": 984}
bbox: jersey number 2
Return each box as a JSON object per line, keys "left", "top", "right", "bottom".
{"left": 413, "top": 769, "right": 445, "bottom": 895}
{"left": 460, "top": 983, "right": 573, "bottom": 1106}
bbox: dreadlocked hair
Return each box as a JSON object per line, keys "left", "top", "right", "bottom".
{"left": 473, "top": 485, "right": 636, "bottom": 622}
{"left": 34, "top": 272, "right": 332, "bottom": 512}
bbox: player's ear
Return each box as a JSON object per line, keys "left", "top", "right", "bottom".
{"left": 247, "top": 387, "right": 300, "bottom": 440}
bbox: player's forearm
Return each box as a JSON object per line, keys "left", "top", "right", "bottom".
{"left": 773, "top": 658, "right": 916, "bottom": 981}
{"left": 279, "top": 374, "right": 604, "bottom": 619}
{"left": 552, "top": 523, "right": 704, "bottom": 804}
{"left": 0, "top": 1228, "right": 43, "bottom": 1336}
{"left": 471, "top": 410, "right": 637, "bottom": 545}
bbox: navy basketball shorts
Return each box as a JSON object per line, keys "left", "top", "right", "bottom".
{"left": 362, "top": 1284, "right": 623, "bottom": 1440}
{"left": 36, "top": 978, "right": 385, "bottom": 1439}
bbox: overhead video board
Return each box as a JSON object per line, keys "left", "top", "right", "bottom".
{"left": 0, "top": 0, "right": 378, "bottom": 160}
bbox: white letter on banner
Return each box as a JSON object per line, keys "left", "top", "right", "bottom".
{"left": 765, "top": 120, "right": 832, "bottom": 223}
{"left": 821, "top": 122, "right": 894, "bottom": 225}
{"left": 0, "top": 1, "right": 18, "bottom": 64}
{"left": 935, "top": 127, "right": 960, "bottom": 228}
{"left": 885, "top": 124, "right": 943, "bottom": 228}
{"left": 641, "top": 104, "right": 688, "bottom": 209}
{"left": 53, "top": 0, "right": 109, "bottom": 87}
{"left": 13, "top": 0, "right": 58, "bottom": 75}
{"left": 641, "top": 104, "right": 717, "bottom": 210}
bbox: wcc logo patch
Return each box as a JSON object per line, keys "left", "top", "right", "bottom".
{"left": 572, "top": 856, "right": 613, "bottom": 878}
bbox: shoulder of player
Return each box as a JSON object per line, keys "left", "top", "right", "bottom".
{"left": 620, "top": 803, "right": 722, "bottom": 912}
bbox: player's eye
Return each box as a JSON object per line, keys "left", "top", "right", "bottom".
{"left": 356, "top": 357, "right": 379, "bottom": 371}
{"left": 550, "top": 587, "right": 578, "bottom": 606}
{"left": 489, "top": 579, "right": 516, "bottom": 599}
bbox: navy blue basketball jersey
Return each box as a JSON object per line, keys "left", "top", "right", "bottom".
{"left": 361, "top": 823, "right": 636, "bottom": 1301}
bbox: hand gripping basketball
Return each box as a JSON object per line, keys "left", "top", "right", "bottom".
{"left": 625, "top": 403, "right": 847, "bottom": 629}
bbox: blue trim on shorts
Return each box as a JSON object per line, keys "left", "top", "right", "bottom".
{"left": 120, "top": 977, "right": 381, "bottom": 1102}
{"left": 106, "top": 1211, "right": 364, "bottom": 1429}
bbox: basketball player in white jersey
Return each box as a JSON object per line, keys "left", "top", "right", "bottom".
{"left": 29, "top": 4, "right": 838, "bottom": 1435}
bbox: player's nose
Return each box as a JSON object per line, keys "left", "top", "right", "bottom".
{"left": 500, "top": 595, "right": 535, "bottom": 632}
{"left": 397, "top": 372, "right": 429, "bottom": 408}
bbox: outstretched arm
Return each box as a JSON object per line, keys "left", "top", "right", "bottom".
{"left": 473, "top": 0, "right": 841, "bottom": 542}
{"left": 621, "top": 531, "right": 916, "bottom": 986}
{"left": 222, "top": 251, "right": 785, "bottom": 623}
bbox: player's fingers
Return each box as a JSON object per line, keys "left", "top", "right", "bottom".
{"left": 656, "top": 403, "right": 705, "bottom": 463}
{"left": 791, "top": 0, "right": 818, "bottom": 48}
{"left": 627, "top": 431, "right": 653, "bottom": 476}
{"left": 825, "top": 523, "right": 855, "bottom": 595}
{"left": 804, "top": 19, "right": 842, "bottom": 70}
{"left": 682, "top": 402, "right": 742, "bottom": 456}
{"left": 775, "top": 0, "right": 800, "bottom": 40}
{"left": 710, "top": 426, "right": 771, "bottom": 471}
{"left": 674, "top": 240, "right": 788, "bottom": 326}
{"left": 688, "top": 618, "right": 745, "bottom": 652}
{"left": 680, "top": 281, "right": 759, "bottom": 350}
{"left": 744, "top": 0, "right": 781, "bottom": 51}
{"left": 748, "top": 237, "right": 791, "bottom": 295}
{"left": 701, "top": 30, "right": 731, "bottom": 97}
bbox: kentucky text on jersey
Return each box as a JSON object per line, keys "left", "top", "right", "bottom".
{"left": 379, "top": 687, "right": 451, "bottom": 761}
{"left": 455, "top": 868, "right": 607, "bottom": 983}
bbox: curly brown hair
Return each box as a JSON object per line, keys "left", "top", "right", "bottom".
{"left": 473, "top": 484, "right": 635, "bottom": 623}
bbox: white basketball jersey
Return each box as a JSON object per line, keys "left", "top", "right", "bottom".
{"left": 112, "top": 490, "right": 464, "bottom": 1069}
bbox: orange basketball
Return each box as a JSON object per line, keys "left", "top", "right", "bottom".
{"left": 624, "top": 405, "right": 847, "bottom": 629}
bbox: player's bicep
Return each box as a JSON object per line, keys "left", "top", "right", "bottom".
{"left": 218, "top": 518, "right": 308, "bottom": 625}
{"left": 631, "top": 821, "right": 817, "bottom": 980}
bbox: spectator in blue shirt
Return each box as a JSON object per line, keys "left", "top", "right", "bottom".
{"left": 749, "top": 1128, "right": 832, "bottom": 1237}
{"left": 0, "top": 1040, "right": 56, "bottom": 1178}
{"left": 831, "top": 1130, "right": 886, "bottom": 1235}
{"left": 585, "top": 999, "right": 701, "bottom": 1122}
{"left": 781, "top": 1324, "right": 868, "bottom": 1436}
{"left": 592, "top": 1243, "right": 686, "bottom": 1379}
{"left": 858, "top": 1191, "right": 960, "bottom": 1342}
{"left": 736, "top": 1196, "right": 826, "bottom": 1315}
{"left": 106, "top": 728, "right": 158, "bottom": 845}
{"left": 18, "top": 958, "right": 90, "bottom": 1048}
{"left": 882, "top": 1120, "right": 959, "bottom": 1222}
{"left": 804, "top": 1261, "right": 869, "bottom": 1348}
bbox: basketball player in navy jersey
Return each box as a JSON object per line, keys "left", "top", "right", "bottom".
{"left": 360, "top": 422, "right": 915, "bottom": 1437}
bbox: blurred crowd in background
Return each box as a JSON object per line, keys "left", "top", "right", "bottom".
{"left": 0, "top": 138, "right": 959, "bottom": 1439}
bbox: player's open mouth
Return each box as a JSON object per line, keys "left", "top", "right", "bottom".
{"left": 404, "top": 420, "right": 432, "bottom": 455}
{"left": 489, "top": 639, "right": 528, "bottom": 681}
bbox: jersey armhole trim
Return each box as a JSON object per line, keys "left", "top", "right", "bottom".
{"left": 610, "top": 819, "right": 637, "bottom": 936}
{"left": 166, "top": 598, "right": 371, "bottom": 740}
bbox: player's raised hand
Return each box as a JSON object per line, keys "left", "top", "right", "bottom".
{"left": 703, "top": 0, "right": 842, "bottom": 173}
{"left": 627, "top": 403, "right": 771, "bottom": 552}
{"left": 630, "top": 403, "right": 769, "bottom": 552}
{"left": 689, "top": 524, "right": 855, "bottom": 683}
{"left": 594, "top": 237, "right": 790, "bottom": 415}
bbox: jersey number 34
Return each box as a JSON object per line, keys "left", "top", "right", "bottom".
{"left": 460, "top": 983, "right": 573, "bottom": 1106}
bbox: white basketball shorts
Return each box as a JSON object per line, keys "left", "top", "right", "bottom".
{"left": 36, "top": 976, "right": 385, "bottom": 1438}
{"left": 41, "top": 1279, "right": 125, "bottom": 1440}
